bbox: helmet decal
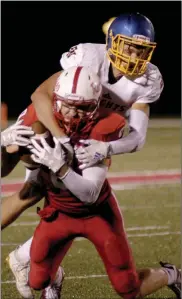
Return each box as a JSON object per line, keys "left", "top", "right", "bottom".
{"left": 71, "top": 66, "right": 83, "bottom": 93}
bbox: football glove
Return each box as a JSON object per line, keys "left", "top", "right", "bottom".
{"left": 1, "top": 120, "right": 34, "bottom": 147}
{"left": 30, "top": 137, "right": 67, "bottom": 173}
{"left": 75, "top": 139, "right": 110, "bottom": 170}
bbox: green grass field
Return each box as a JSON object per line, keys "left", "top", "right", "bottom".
{"left": 1, "top": 125, "right": 181, "bottom": 299}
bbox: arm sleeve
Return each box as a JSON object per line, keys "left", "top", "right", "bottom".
{"left": 106, "top": 66, "right": 164, "bottom": 156}
{"left": 108, "top": 109, "right": 149, "bottom": 155}
{"left": 60, "top": 164, "right": 108, "bottom": 204}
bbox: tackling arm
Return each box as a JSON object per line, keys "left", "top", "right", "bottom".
{"left": 31, "top": 71, "right": 66, "bottom": 138}
{"left": 76, "top": 105, "right": 149, "bottom": 169}
{"left": 108, "top": 103, "right": 149, "bottom": 155}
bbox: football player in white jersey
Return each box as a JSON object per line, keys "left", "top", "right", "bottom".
{"left": 30, "top": 12, "right": 164, "bottom": 169}
{"left": 3, "top": 13, "right": 180, "bottom": 299}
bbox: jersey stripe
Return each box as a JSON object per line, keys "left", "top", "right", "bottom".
{"left": 72, "top": 66, "right": 83, "bottom": 93}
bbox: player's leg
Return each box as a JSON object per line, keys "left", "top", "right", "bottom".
{"left": 3, "top": 187, "right": 43, "bottom": 299}
{"left": 6, "top": 205, "right": 71, "bottom": 299}
{"left": 6, "top": 238, "right": 34, "bottom": 299}
{"left": 1, "top": 185, "right": 42, "bottom": 230}
{"left": 29, "top": 212, "right": 80, "bottom": 290}
{"left": 10, "top": 235, "right": 71, "bottom": 299}
{"left": 105, "top": 193, "right": 181, "bottom": 298}
{"left": 137, "top": 263, "right": 181, "bottom": 298}
{"left": 84, "top": 214, "right": 140, "bottom": 299}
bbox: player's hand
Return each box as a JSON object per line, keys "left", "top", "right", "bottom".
{"left": 30, "top": 137, "right": 67, "bottom": 173}
{"left": 57, "top": 137, "right": 74, "bottom": 164}
{"left": 1, "top": 120, "right": 34, "bottom": 148}
{"left": 75, "top": 139, "right": 110, "bottom": 170}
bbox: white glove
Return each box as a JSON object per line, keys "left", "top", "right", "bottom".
{"left": 30, "top": 137, "right": 67, "bottom": 173}
{"left": 75, "top": 139, "right": 110, "bottom": 170}
{"left": 1, "top": 120, "right": 34, "bottom": 147}
{"left": 57, "top": 137, "right": 74, "bottom": 164}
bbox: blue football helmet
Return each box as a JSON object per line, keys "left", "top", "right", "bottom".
{"left": 106, "top": 13, "right": 156, "bottom": 76}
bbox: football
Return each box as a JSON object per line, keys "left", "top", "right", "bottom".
{"left": 19, "top": 121, "right": 52, "bottom": 169}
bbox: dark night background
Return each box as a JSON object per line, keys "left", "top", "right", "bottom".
{"left": 1, "top": 1, "right": 181, "bottom": 119}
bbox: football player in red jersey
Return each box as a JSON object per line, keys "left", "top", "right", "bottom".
{"left": 2, "top": 66, "right": 180, "bottom": 299}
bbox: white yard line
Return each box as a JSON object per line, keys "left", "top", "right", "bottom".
{"left": 1, "top": 274, "right": 108, "bottom": 284}
{"left": 126, "top": 225, "right": 170, "bottom": 231}
{"left": 9, "top": 221, "right": 39, "bottom": 227}
{"left": 120, "top": 204, "right": 180, "bottom": 210}
{"left": 111, "top": 181, "right": 180, "bottom": 190}
{"left": 74, "top": 231, "right": 180, "bottom": 240}
{"left": 2, "top": 192, "right": 16, "bottom": 197}
{"left": 127, "top": 231, "right": 180, "bottom": 237}
{"left": 2, "top": 230, "right": 180, "bottom": 247}
{"left": 23, "top": 204, "right": 180, "bottom": 217}
{"left": 1, "top": 178, "right": 24, "bottom": 184}
{"left": 107, "top": 169, "right": 181, "bottom": 177}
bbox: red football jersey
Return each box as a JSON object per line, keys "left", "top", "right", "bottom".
{"left": 18, "top": 104, "right": 126, "bottom": 217}
{"left": 18, "top": 104, "right": 38, "bottom": 126}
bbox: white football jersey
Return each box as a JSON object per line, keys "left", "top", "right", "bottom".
{"left": 60, "top": 43, "right": 164, "bottom": 118}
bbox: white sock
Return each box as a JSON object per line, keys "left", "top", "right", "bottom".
{"left": 15, "top": 237, "right": 33, "bottom": 264}
{"left": 162, "top": 265, "right": 179, "bottom": 285}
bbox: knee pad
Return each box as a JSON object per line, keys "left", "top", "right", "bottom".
{"left": 111, "top": 268, "right": 140, "bottom": 299}
{"left": 29, "top": 269, "right": 51, "bottom": 290}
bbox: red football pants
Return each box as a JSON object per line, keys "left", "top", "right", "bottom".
{"left": 29, "top": 193, "right": 140, "bottom": 299}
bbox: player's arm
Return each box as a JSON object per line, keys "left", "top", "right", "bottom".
{"left": 30, "top": 137, "right": 109, "bottom": 204}
{"left": 81, "top": 103, "right": 149, "bottom": 159}
{"left": 1, "top": 188, "right": 43, "bottom": 230}
{"left": 1, "top": 147, "right": 20, "bottom": 177}
{"left": 107, "top": 102, "right": 150, "bottom": 155}
{"left": 31, "top": 43, "right": 85, "bottom": 138}
{"left": 1, "top": 168, "right": 44, "bottom": 230}
{"left": 1, "top": 121, "right": 34, "bottom": 177}
{"left": 74, "top": 105, "right": 150, "bottom": 164}
{"left": 31, "top": 71, "right": 67, "bottom": 138}
{"left": 58, "top": 162, "right": 109, "bottom": 204}
{"left": 107, "top": 66, "right": 164, "bottom": 155}
{"left": 76, "top": 70, "right": 164, "bottom": 167}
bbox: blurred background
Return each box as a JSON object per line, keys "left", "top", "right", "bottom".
{"left": 1, "top": 1, "right": 181, "bottom": 123}
{"left": 1, "top": 3, "right": 181, "bottom": 299}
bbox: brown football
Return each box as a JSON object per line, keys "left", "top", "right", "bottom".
{"left": 19, "top": 121, "right": 52, "bottom": 169}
